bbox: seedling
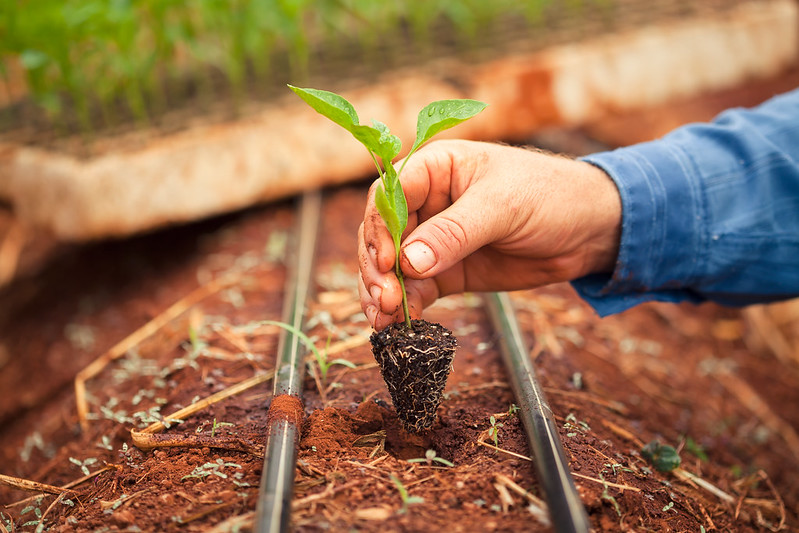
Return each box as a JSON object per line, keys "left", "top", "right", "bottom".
{"left": 488, "top": 415, "right": 503, "bottom": 447}
{"left": 312, "top": 334, "right": 357, "bottom": 384}
{"left": 389, "top": 474, "right": 425, "bottom": 514}
{"left": 210, "top": 418, "right": 234, "bottom": 438}
{"left": 289, "top": 85, "right": 486, "bottom": 328}
{"left": 68, "top": 456, "right": 98, "bottom": 476}
{"left": 407, "top": 448, "right": 455, "bottom": 467}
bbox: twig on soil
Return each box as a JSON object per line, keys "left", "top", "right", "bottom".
{"left": 6, "top": 464, "right": 119, "bottom": 508}
{"left": 99, "top": 488, "right": 151, "bottom": 511}
{"left": 756, "top": 469, "right": 787, "bottom": 531}
{"left": 494, "top": 480, "right": 515, "bottom": 512}
{"left": 713, "top": 370, "right": 799, "bottom": 460}
{"left": 206, "top": 511, "right": 255, "bottom": 533}
{"left": 132, "top": 370, "right": 274, "bottom": 438}
{"left": 213, "top": 324, "right": 252, "bottom": 354}
{"left": 571, "top": 472, "right": 641, "bottom": 493}
{"left": 177, "top": 502, "right": 233, "bottom": 525}
{"left": 76, "top": 272, "right": 241, "bottom": 431}
{"left": 744, "top": 306, "right": 798, "bottom": 367}
{"left": 476, "top": 410, "right": 534, "bottom": 461}
{"left": 38, "top": 492, "right": 68, "bottom": 529}
{"left": 493, "top": 473, "right": 549, "bottom": 525}
{"left": 476, "top": 438, "right": 533, "bottom": 462}
{"left": 322, "top": 328, "right": 372, "bottom": 356}
{"left": 600, "top": 419, "right": 645, "bottom": 447}
{"left": 404, "top": 474, "right": 436, "bottom": 489}
{"left": 131, "top": 370, "right": 274, "bottom": 452}
{"left": 673, "top": 468, "right": 734, "bottom": 504}
{"left": 292, "top": 480, "right": 361, "bottom": 510}
{"left": 131, "top": 432, "right": 263, "bottom": 455}
{"left": 544, "top": 388, "right": 629, "bottom": 415}
{"left": 0, "top": 473, "right": 75, "bottom": 496}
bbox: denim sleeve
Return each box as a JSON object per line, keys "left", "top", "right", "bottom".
{"left": 572, "top": 88, "right": 799, "bottom": 316}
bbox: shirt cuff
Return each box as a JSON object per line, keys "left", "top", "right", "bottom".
{"left": 572, "top": 140, "right": 707, "bottom": 316}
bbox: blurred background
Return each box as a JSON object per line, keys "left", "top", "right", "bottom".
{"left": 0, "top": 0, "right": 796, "bottom": 292}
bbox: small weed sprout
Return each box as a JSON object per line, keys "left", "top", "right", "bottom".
{"left": 69, "top": 456, "right": 98, "bottom": 476}
{"left": 1, "top": 512, "right": 13, "bottom": 532}
{"left": 186, "top": 324, "right": 209, "bottom": 358}
{"left": 488, "top": 415, "right": 504, "bottom": 447}
{"left": 20, "top": 505, "right": 46, "bottom": 531}
{"left": 682, "top": 436, "right": 708, "bottom": 462}
{"left": 181, "top": 458, "right": 242, "bottom": 481}
{"left": 563, "top": 412, "right": 591, "bottom": 438}
{"left": 257, "top": 319, "right": 355, "bottom": 398}
{"left": 289, "top": 85, "right": 486, "bottom": 327}
{"left": 599, "top": 473, "right": 621, "bottom": 517}
{"left": 390, "top": 474, "right": 424, "bottom": 514}
{"left": 210, "top": 418, "right": 234, "bottom": 437}
{"left": 407, "top": 449, "right": 455, "bottom": 467}
{"left": 312, "top": 334, "right": 356, "bottom": 384}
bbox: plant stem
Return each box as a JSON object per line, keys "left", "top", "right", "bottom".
{"left": 395, "top": 256, "right": 412, "bottom": 329}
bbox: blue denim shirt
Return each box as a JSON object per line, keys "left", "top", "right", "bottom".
{"left": 573, "top": 88, "right": 799, "bottom": 316}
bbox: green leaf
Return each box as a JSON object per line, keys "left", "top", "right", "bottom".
{"left": 412, "top": 99, "right": 487, "bottom": 152}
{"left": 288, "top": 85, "right": 359, "bottom": 132}
{"left": 289, "top": 86, "right": 401, "bottom": 162}
{"left": 351, "top": 123, "right": 401, "bottom": 162}
{"left": 641, "top": 441, "right": 681, "bottom": 472}
{"left": 374, "top": 183, "right": 406, "bottom": 250}
{"left": 329, "top": 358, "right": 357, "bottom": 369}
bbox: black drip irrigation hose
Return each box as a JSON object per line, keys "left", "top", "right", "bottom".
{"left": 485, "top": 292, "right": 591, "bottom": 533}
{"left": 254, "top": 191, "right": 322, "bottom": 533}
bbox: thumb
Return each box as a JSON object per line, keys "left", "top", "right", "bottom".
{"left": 400, "top": 192, "right": 497, "bottom": 278}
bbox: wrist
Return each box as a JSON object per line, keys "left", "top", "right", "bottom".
{"left": 577, "top": 161, "right": 622, "bottom": 275}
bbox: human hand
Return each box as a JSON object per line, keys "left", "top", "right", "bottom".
{"left": 358, "top": 140, "right": 622, "bottom": 330}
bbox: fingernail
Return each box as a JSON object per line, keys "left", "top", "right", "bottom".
{"left": 369, "top": 285, "right": 382, "bottom": 306}
{"left": 367, "top": 244, "right": 378, "bottom": 263}
{"left": 403, "top": 241, "right": 436, "bottom": 274}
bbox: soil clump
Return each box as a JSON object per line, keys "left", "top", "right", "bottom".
{"left": 370, "top": 319, "right": 457, "bottom": 433}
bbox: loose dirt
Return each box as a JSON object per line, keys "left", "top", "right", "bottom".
{"left": 1, "top": 82, "right": 798, "bottom": 532}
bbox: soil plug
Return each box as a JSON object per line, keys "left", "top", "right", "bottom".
{"left": 289, "top": 85, "right": 485, "bottom": 431}
{"left": 370, "top": 319, "right": 456, "bottom": 432}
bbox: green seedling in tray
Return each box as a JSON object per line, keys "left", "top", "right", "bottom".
{"left": 288, "top": 85, "right": 486, "bottom": 327}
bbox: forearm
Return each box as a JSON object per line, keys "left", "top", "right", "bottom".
{"left": 573, "top": 89, "right": 799, "bottom": 316}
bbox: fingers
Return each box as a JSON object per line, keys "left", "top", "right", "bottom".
{"left": 362, "top": 179, "right": 401, "bottom": 275}
{"left": 358, "top": 269, "right": 440, "bottom": 330}
{"left": 400, "top": 183, "right": 500, "bottom": 279}
{"left": 358, "top": 222, "right": 403, "bottom": 311}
